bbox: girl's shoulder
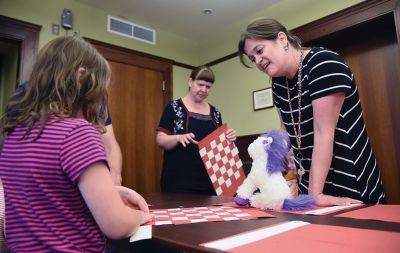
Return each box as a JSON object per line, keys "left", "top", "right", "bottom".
{"left": 47, "top": 117, "right": 96, "bottom": 134}
{"left": 50, "top": 116, "right": 91, "bottom": 126}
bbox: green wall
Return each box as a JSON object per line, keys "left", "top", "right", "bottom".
{"left": 0, "top": 0, "right": 200, "bottom": 108}
{"left": 0, "top": 0, "right": 200, "bottom": 64}
{"left": 0, "top": 0, "right": 364, "bottom": 136}
{"left": 209, "top": 58, "right": 280, "bottom": 134}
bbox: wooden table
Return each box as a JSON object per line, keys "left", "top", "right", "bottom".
{"left": 116, "top": 193, "right": 400, "bottom": 253}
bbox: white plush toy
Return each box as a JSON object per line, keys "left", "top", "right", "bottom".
{"left": 234, "top": 130, "right": 315, "bottom": 210}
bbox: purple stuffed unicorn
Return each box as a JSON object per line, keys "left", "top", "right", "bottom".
{"left": 234, "top": 130, "right": 315, "bottom": 210}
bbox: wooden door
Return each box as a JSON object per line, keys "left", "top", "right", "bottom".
{"left": 293, "top": 0, "right": 400, "bottom": 203}
{"left": 88, "top": 39, "right": 173, "bottom": 194}
{"left": 108, "top": 61, "right": 164, "bottom": 193}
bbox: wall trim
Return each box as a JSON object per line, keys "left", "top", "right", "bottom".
{"left": 0, "top": 15, "right": 41, "bottom": 84}
{"left": 86, "top": 37, "right": 195, "bottom": 70}
{"left": 206, "top": 52, "right": 238, "bottom": 66}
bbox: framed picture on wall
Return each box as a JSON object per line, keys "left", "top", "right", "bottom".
{"left": 253, "top": 87, "right": 273, "bottom": 111}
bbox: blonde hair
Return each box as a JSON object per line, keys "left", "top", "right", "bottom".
{"left": 0, "top": 36, "right": 111, "bottom": 139}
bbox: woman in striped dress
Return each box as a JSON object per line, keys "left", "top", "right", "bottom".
{"left": 238, "top": 18, "right": 385, "bottom": 206}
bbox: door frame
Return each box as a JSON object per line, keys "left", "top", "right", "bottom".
{"left": 0, "top": 15, "right": 41, "bottom": 85}
{"left": 86, "top": 38, "right": 173, "bottom": 104}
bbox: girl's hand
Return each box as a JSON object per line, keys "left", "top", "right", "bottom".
{"left": 138, "top": 210, "right": 154, "bottom": 225}
{"left": 115, "top": 186, "right": 150, "bottom": 212}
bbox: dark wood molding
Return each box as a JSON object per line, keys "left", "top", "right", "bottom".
{"left": 0, "top": 15, "right": 41, "bottom": 84}
{"left": 291, "top": 0, "right": 399, "bottom": 43}
{"left": 394, "top": 0, "right": 400, "bottom": 47}
{"left": 85, "top": 38, "right": 194, "bottom": 70}
{"left": 206, "top": 52, "right": 238, "bottom": 67}
{"left": 173, "top": 61, "right": 196, "bottom": 70}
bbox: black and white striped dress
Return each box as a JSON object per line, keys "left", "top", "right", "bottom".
{"left": 272, "top": 47, "right": 385, "bottom": 204}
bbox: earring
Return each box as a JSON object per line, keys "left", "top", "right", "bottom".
{"left": 283, "top": 43, "right": 289, "bottom": 52}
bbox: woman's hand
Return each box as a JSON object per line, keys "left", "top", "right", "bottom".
{"left": 225, "top": 128, "right": 237, "bottom": 142}
{"left": 315, "top": 193, "right": 363, "bottom": 206}
{"left": 115, "top": 186, "right": 150, "bottom": 212}
{"left": 177, "top": 133, "right": 198, "bottom": 147}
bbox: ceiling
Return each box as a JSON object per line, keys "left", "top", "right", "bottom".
{"left": 76, "top": 0, "right": 280, "bottom": 41}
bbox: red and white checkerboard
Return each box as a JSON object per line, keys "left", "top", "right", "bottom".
{"left": 198, "top": 124, "right": 245, "bottom": 196}
{"left": 147, "top": 205, "right": 273, "bottom": 225}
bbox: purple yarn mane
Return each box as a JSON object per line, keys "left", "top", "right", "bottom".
{"left": 260, "top": 130, "right": 290, "bottom": 175}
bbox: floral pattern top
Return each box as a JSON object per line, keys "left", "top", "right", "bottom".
{"left": 158, "top": 98, "right": 222, "bottom": 135}
{"left": 157, "top": 98, "right": 223, "bottom": 195}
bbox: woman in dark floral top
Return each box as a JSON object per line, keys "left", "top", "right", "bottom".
{"left": 156, "top": 66, "right": 236, "bottom": 194}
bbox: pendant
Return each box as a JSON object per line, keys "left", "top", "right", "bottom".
{"left": 296, "top": 152, "right": 305, "bottom": 181}
{"left": 297, "top": 166, "right": 305, "bottom": 183}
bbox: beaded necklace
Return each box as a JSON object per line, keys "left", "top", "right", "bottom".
{"left": 285, "top": 50, "right": 305, "bottom": 180}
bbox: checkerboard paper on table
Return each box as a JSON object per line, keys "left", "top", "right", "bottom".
{"left": 147, "top": 205, "right": 273, "bottom": 225}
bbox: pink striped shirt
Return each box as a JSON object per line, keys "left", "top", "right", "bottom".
{"left": 0, "top": 117, "right": 108, "bottom": 252}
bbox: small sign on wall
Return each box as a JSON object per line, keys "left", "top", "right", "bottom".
{"left": 253, "top": 87, "right": 273, "bottom": 110}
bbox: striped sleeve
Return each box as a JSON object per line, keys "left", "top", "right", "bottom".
{"left": 307, "top": 49, "right": 353, "bottom": 100}
{"left": 60, "top": 124, "right": 108, "bottom": 182}
{"left": 0, "top": 187, "right": 7, "bottom": 253}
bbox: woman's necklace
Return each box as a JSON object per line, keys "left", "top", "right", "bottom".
{"left": 286, "top": 50, "right": 305, "bottom": 181}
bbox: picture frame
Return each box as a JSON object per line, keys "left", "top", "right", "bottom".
{"left": 253, "top": 87, "right": 273, "bottom": 111}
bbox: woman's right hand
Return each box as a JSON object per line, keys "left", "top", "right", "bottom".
{"left": 177, "top": 133, "right": 198, "bottom": 147}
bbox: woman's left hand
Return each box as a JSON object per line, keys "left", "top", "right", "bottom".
{"left": 115, "top": 186, "right": 150, "bottom": 212}
{"left": 225, "top": 128, "right": 237, "bottom": 142}
{"left": 315, "top": 193, "right": 363, "bottom": 206}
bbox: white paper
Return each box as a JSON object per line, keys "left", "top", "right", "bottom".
{"left": 202, "top": 220, "right": 309, "bottom": 251}
{"left": 129, "top": 225, "right": 152, "bottom": 242}
{"left": 304, "top": 203, "right": 362, "bottom": 215}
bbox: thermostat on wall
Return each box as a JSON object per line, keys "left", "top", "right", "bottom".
{"left": 62, "top": 9, "right": 73, "bottom": 29}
